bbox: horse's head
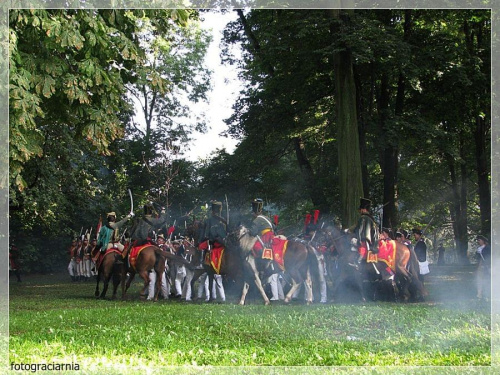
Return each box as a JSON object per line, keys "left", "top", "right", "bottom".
{"left": 317, "top": 224, "right": 352, "bottom": 256}
{"left": 225, "top": 225, "right": 255, "bottom": 254}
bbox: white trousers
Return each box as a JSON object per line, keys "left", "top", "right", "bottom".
{"left": 198, "top": 273, "right": 225, "bottom": 301}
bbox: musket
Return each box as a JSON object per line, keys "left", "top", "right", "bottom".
{"left": 225, "top": 194, "right": 229, "bottom": 227}
{"left": 422, "top": 214, "right": 435, "bottom": 236}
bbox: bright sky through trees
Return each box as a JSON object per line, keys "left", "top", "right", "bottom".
{"left": 187, "top": 10, "right": 241, "bottom": 161}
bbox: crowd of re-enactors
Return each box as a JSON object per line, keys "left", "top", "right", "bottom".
{"left": 66, "top": 212, "right": 225, "bottom": 303}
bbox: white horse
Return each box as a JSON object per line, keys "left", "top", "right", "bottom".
{"left": 235, "top": 225, "right": 315, "bottom": 305}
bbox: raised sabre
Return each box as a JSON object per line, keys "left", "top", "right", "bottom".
{"left": 128, "top": 189, "right": 134, "bottom": 215}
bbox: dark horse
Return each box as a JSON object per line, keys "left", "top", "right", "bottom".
{"left": 184, "top": 219, "right": 244, "bottom": 302}
{"left": 94, "top": 248, "right": 124, "bottom": 299}
{"left": 234, "top": 225, "right": 319, "bottom": 305}
{"left": 319, "top": 225, "right": 426, "bottom": 302}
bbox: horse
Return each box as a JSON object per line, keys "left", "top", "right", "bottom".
{"left": 319, "top": 225, "right": 426, "bottom": 302}
{"left": 232, "top": 225, "right": 318, "bottom": 305}
{"left": 94, "top": 248, "right": 123, "bottom": 300}
{"left": 121, "top": 243, "right": 192, "bottom": 301}
{"left": 182, "top": 219, "right": 244, "bottom": 302}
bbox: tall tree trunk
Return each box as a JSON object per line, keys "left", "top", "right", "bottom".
{"left": 293, "top": 137, "right": 328, "bottom": 212}
{"left": 445, "top": 145, "right": 469, "bottom": 265}
{"left": 329, "top": 9, "right": 364, "bottom": 228}
{"left": 475, "top": 115, "right": 491, "bottom": 237}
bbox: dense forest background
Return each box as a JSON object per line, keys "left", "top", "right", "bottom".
{"left": 8, "top": 8, "right": 490, "bottom": 272}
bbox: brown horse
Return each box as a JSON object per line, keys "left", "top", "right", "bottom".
{"left": 94, "top": 248, "right": 124, "bottom": 299}
{"left": 183, "top": 219, "right": 244, "bottom": 302}
{"left": 233, "top": 225, "right": 318, "bottom": 305}
{"left": 319, "top": 225, "right": 426, "bottom": 302}
{"left": 121, "top": 244, "right": 192, "bottom": 301}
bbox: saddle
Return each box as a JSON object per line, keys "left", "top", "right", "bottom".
{"left": 94, "top": 247, "right": 123, "bottom": 270}
{"left": 366, "top": 239, "right": 397, "bottom": 271}
{"left": 128, "top": 243, "right": 155, "bottom": 271}
{"left": 254, "top": 235, "right": 288, "bottom": 271}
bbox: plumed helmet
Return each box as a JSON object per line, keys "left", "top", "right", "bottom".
{"left": 144, "top": 202, "right": 154, "bottom": 216}
{"left": 252, "top": 198, "right": 263, "bottom": 214}
{"left": 211, "top": 201, "right": 223, "bottom": 214}
{"left": 359, "top": 198, "right": 371, "bottom": 210}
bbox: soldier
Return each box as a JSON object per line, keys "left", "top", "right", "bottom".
{"left": 197, "top": 201, "right": 227, "bottom": 269}
{"left": 146, "top": 234, "right": 170, "bottom": 300}
{"left": 351, "top": 198, "right": 379, "bottom": 262}
{"left": 303, "top": 210, "right": 327, "bottom": 304}
{"left": 82, "top": 237, "right": 93, "bottom": 282}
{"left": 413, "top": 228, "right": 428, "bottom": 284}
{"left": 249, "top": 198, "right": 274, "bottom": 253}
{"left": 67, "top": 238, "right": 78, "bottom": 282}
{"left": 475, "top": 235, "right": 491, "bottom": 300}
{"left": 96, "top": 211, "right": 134, "bottom": 258}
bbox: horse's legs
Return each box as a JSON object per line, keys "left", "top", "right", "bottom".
{"left": 239, "top": 281, "right": 250, "bottom": 305}
{"left": 94, "top": 268, "right": 101, "bottom": 297}
{"left": 304, "top": 269, "right": 313, "bottom": 305}
{"left": 111, "top": 266, "right": 121, "bottom": 300}
{"left": 100, "top": 271, "right": 112, "bottom": 299}
{"left": 122, "top": 270, "right": 135, "bottom": 300}
{"left": 139, "top": 270, "right": 150, "bottom": 299}
{"left": 284, "top": 279, "right": 301, "bottom": 303}
{"left": 247, "top": 256, "right": 270, "bottom": 305}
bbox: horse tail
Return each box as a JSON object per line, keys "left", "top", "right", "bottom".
{"left": 156, "top": 248, "right": 195, "bottom": 270}
{"left": 306, "top": 245, "right": 321, "bottom": 285}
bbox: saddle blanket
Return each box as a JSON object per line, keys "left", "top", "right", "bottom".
{"left": 366, "top": 239, "right": 397, "bottom": 271}
{"left": 205, "top": 244, "right": 224, "bottom": 275}
{"left": 94, "top": 247, "right": 123, "bottom": 270}
{"left": 259, "top": 236, "right": 288, "bottom": 271}
{"left": 129, "top": 244, "right": 152, "bottom": 271}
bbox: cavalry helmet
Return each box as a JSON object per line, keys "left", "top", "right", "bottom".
{"left": 211, "top": 201, "right": 222, "bottom": 215}
{"left": 252, "top": 198, "right": 263, "bottom": 214}
{"left": 144, "top": 202, "right": 154, "bottom": 216}
{"left": 359, "top": 198, "right": 371, "bottom": 210}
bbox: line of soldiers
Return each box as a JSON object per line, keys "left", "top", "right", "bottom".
{"left": 67, "top": 236, "right": 98, "bottom": 282}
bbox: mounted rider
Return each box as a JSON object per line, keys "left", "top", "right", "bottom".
{"left": 351, "top": 198, "right": 379, "bottom": 262}
{"left": 96, "top": 211, "right": 134, "bottom": 259}
{"left": 128, "top": 202, "right": 169, "bottom": 248}
{"left": 249, "top": 198, "right": 275, "bottom": 254}
{"left": 197, "top": 201, "right": 227, "bottom": 269}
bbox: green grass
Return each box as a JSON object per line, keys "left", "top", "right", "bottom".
{"left": 9, "top": 270, "right": 492, "bottom": 371}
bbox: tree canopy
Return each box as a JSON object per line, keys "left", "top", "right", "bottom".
{"left": 9, "top": 8, "right": 490, "bottom": 271}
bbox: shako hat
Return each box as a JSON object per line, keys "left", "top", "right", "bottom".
{"left": 144, "top": 202, "right": 154, "bottom": 215}
{"left": 359, "top": 198, "right": 371, "bottom": 210}
{"left": 252, "top": 198, "right": 263, "bottom": 214}
{"left": 477, "top": 235, "right": 488, "bottom": 243}
{"left": 211, "top": 201, "right": 222, "bottom": 214}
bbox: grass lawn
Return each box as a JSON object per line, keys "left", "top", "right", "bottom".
{"left": 8, "top": 265, "right": 493, "bottom": 374}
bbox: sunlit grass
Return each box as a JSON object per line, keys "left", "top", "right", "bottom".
{"left": 9, "top": 272, "right": 491, "bottom": 369}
